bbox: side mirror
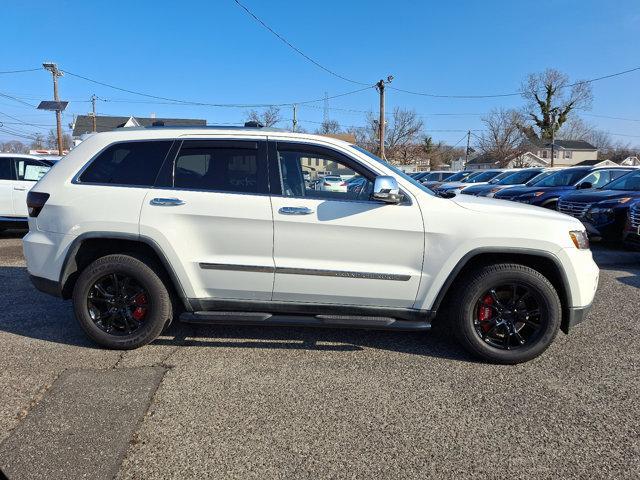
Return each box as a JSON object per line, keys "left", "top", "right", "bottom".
{"left": 577, "top": 181, "right": 593, "bottom": 190}
{"left": 372, "top": 176, "right": 401, "bottom": 204}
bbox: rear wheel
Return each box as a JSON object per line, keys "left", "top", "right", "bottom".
{"left": 72, "top": 254, "right": 172, "bottom": 349}
{"left": 451, "top": 263, "right": 561, "bottom": 364}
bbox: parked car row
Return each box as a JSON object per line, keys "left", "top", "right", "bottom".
{"left": 419, "top": 165, "right": 640, "bottom": 248}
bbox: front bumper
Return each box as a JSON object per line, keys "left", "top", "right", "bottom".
{"left": 563, "top": 303, "right": 592, "bottom": 334}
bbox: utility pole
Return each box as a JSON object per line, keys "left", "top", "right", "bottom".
{"left": 464, "top": 130, "right": 471, "bottom": 166}
{"left": 292, "top": 104, "right": 298, "bottom": 132}
{"left": 550, "top": 110, "right": 557, "bottom": 168}
{"left": 90, "top": 94, "right": 97, "bottom": 132}
{"left": 43, "top": 63, "right": 64, "bottom": 155}
{"left": 376, "top": 75, "right": 393, "bottom": 159}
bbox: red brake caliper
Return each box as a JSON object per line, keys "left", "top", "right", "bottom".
{"left": 478, "top": 294, "right": 493, "bottom": 332}
{"left": 132, "top": 293, "right": 148, "bottom": 321}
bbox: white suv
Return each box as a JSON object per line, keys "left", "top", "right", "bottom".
{"left": 0, "top": 153, "right": 53, "bottom": 230}
{"left": 23, "top": 126, "right": 599, "bottom": 363}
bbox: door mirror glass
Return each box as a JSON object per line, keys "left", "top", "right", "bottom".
{"left": 372, "top": 176, "right": 400, "bottom": 203}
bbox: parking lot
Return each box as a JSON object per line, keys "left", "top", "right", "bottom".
{"left": 0, "top": 229, "right": 638, "bottom": 479}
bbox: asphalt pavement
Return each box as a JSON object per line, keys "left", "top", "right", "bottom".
{"left": 0, "top": 229, "right": 638, "bottom": 479}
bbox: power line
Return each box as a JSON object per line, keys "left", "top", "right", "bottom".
{"left": 389, "top": 65, "right": 640, "bottom": 99}
{"left": 0, "top": 92, "right": 37, "bottom": 108}
{"left": 0, "top": 67, "right": 41, "bottom": 74}
{"left": 61, "top": 69, "right": 374, "bottom": 107}
{"left": 232, "top": 0, "right": 370, "bottom": 86}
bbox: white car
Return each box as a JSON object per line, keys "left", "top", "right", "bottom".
{"left": 23, "top": 125, "right": 599, "bottom": 364}
{"left": 0, "top": 153, "right": 53, "bottom": 231}
{"left": 319, "top": 175, "right": 348, "bottom": 192}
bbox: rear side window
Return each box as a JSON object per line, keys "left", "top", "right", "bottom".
{"left": 0, "top": 158, "right": 13, "bottom": 180}
{"left": 79, "top": 141, "right": 172, "bottom": 186}
{"left": 173, "top": 140, "right": 268, "bottom": 194}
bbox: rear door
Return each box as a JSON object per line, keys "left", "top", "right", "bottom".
{"left": 12, "top": 158, "right": 51, "bottom": 216}
{"left": 269, "top": 141, "right": 424, "bottom": 308}
{"left": 0, "top": 158, "right": 14, "bottom": 217}
{"left": 139, "top": 138, "right": 274, "bottom": 301}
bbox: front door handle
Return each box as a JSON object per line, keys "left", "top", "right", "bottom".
{"left": 279, "top": 206, "right": 315, "bottom": 215}
{"left": 150, "top": 197, "right": 185, "bottom": 206}
{"left": 13, "top": 186, "right": 26, "bottom": 191}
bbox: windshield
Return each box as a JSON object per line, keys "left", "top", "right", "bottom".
{"left": 604, "top": 170, "right": 640, "bottom": 191}
{"left": 466, "top": 171, "right": 502, "bottom": 183}
{"left": 497, "top": 170, "right": 542, "bottom": 185}
{"left": 487, "top": 171, "right": 515, "bottom": 184}
{"left": 534, "top": 169, "right": 589, "bottom": 187}
{"left": 351, "top": 145, "right": 435, "bottom": 196}
{"left": 444, "top": 171, "right": 472, "bottom": 182}
{"left": 423, "top": 172, "right": 443, "bottom": 181}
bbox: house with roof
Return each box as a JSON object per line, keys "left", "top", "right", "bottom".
{"left": 71, "top": 115, "right": 206, "bottom": 138}
{"left": 465, "top": 139, "right": 599, "bottom": 170}
{"left": 531, "top": 139, "right": 598, "bottom": 167}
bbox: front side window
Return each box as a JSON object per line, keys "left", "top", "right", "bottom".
{"left": 0, "top": 158, "right": 14, "bottom": 180}
{"left": 580, "top": 170, "right": 610, "bottom": 188}
{"left": 79, "top": 141, "right": 172, "bottom": 186}
{"left": 15, "top": 159, "right": 51, "bottom": 181}
{"left": 173, "top": 141, "right": 268, "bottom": 194}
{"left": 276, "top": 146, "right": 373, "bottom": 201}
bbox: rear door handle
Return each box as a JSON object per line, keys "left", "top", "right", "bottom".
{"left": 279, "top": 206, "right": 315, "bottom": 215}
{"left": 150, "top": 197, "right": 185, "bottom": 206}
{"left": 13, "top": 186, "right": 26, "bottom": 191}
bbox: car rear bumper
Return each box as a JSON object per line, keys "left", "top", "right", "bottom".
{"left": 29, "top": 274, "right": 62, "bottom": 297}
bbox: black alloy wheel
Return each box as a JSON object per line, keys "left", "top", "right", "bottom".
{"left": 87, "top": 273, "right": 150, "bottom": 335}
{"left": 473, "top": 284, "right": 543, "bottom": 350}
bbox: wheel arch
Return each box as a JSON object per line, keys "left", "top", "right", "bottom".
{"left": 59, "top": 232, "right": 190, "bottom": 310}
{"left": 431, "top": 248, "right": 573, "bottom": 334}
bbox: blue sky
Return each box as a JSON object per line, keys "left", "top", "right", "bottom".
{"left": 1, "top": 0, "right": 639, "bottom": 145}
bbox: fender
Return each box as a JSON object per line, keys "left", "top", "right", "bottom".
{"left": 429, "top": 246, "right": 573, "bottom": 331}
{"left": 59, "top": 231, "right": 191, "bottom": 309}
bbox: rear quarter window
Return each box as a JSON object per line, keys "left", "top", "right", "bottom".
{"left": 78, "top": 141, "right": 172, "bottom": 186}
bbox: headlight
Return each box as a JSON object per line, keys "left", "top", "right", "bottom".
{"left": 569, "top": 230, "right": 590, "bottom": 249}
{"left": 588, "top": 207, "right": 613, "bottom": 215}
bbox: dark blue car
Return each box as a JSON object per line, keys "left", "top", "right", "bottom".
{"left": 493, "top": 166, "right": 635, "bottom": 209}
{"left": 461, "top": 168, "right": 547, "bottom": 197}
{"left": 623, "top": 199, "right": 640, "bottom": 249}
{"left": 558, "top": 169, "right": 640, "bottom": 241}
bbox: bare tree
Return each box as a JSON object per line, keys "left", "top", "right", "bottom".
{"left": 245, "top": 106, "right": 281, "bottom": 127}
{"left": 0, "top": 140, "right": 28, "bottom": 153}
{"left": 520, "top": 69, "right": 593, "bottom": 141}
{"left": 30, "top": 133, "right": 46, "bottom": 150}
{"left": 477, "top": 109, "right": 527, "bottom": 166}
{"left": 316, "top": 119, "right": 341, "bottom": 135}
{"left": 45, "top": 129, "right": 72, "bottom": 150}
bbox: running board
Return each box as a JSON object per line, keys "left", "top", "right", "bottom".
{"left": 179, "top": 311, "right": 430, "bottom": 331}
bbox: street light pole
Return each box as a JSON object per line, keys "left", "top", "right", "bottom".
{"left": 43, "top": 62, "right": 64, "bottom": 155}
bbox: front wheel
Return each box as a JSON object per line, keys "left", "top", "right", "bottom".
{"left": 451, "top": 263, "right": 561, "bottom": 364}
{"left": 72, "top": 254, "right": 173, "bottom": 349}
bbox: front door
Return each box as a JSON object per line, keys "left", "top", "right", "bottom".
{"left": 269, "top": 142, "right": 425, "bottom": 308}
{"left": 140, "top": 139, "right": 275, "bottom": 301}
{"left": 0, "top": 157, "right": 14, "bottom": 217}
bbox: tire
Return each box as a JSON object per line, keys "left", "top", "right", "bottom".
{"left": 72, "top": 254, "right": 173, "bottom": 349}
{"left": 451, "top": 263, "right": 561, "bottom": 364}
